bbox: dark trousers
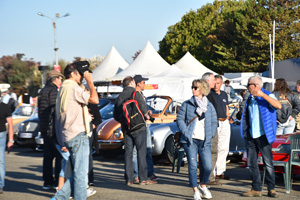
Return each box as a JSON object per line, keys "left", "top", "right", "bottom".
{"left": 42, "top": 132, "right": 62, "bottom": 186}
{"left": 246, "top": 134, "right": 275, "bottom": 191}
{"left": 88, "top": 130, "right": 95, "bottom": 184}
{"left": 124, "top": 129, "right": 147, "bottom": 182}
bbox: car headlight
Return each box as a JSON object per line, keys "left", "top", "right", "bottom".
{"left": 18, "top": 122, "right": 25, "bottom": 130}
{"left": 114, "top": 128, "right": 122, "bottom": 139}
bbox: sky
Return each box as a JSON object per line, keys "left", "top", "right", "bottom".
{"left": 0, "top": 0, "right": 215, "bottom": 66}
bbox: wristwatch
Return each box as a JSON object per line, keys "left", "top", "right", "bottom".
{"left": 8, "top": 140, "right": 14, "bottom": 144}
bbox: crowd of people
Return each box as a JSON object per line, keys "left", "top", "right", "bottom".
{"left": 1, "top": 61, "right": 300, "bottom": 199}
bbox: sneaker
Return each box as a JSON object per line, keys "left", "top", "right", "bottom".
{"left": 0, "top": 188, "right": 3, "bottom": 194}
{"left": 42, "top": 185, "right": 55, "bottom": 190}
{"left": 87, "top": 188, "right": 96, "bottom": 198}
{"left": 268, "top": 190, "right": 279, "bottom": 198}
{"left": 88, "top": 182, "right": 95, "bottom": 186}
{"left": 133, "top": 177, "right": 139, "bottom": 184}
{"left": 242, "top": 189, "right": 262, "bottom": 197}
{"left": 149, "top": 175, "right": 160, "bottom": 181}
{"left": 193, "top": 191, "right": 202, "bottom": 200}
{"left": 198, "top": 185, "right": 212, "bottom": 199}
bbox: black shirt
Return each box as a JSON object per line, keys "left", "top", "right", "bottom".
{"left": 0, "top": 102, "right": 12, "bottom": 132}
{"left": 207, "top": 89, "right": 228, "bottom": 118}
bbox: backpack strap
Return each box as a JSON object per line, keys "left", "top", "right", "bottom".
{"left": 132, "top": 91, "right": 137, "bottom": 100}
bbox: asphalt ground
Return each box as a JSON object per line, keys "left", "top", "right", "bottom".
{"left": 1, "top": 146, "right": 300, "bottom": 200}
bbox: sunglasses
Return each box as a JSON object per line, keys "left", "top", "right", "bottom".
{"left": 247, "top": 83, "right": 257, "bottom": 87}
{"left": 191, "top": 86, "right": 198, "bottom": 90}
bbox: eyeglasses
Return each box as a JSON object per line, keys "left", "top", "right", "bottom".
{"left": 247, "top": 83, "right": 257, "bottom": 87}
{"left": 191, "top": 86, "right": 198, "bottom": 90}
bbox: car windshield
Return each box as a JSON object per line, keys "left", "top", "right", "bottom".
{"left": 146, "top": 96, "right": 169, "bottom": 114}
{"left": 13, "top": 106, "right": 37, "bottom": 117}
{"left": 100, "top": 104, "right": 114, "bottom": 120}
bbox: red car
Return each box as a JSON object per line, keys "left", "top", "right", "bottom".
{"left": 257, "top": 132, "right": 300, "bottom": 174}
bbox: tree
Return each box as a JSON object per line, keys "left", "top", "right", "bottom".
{"left": 158, "top": 0, "right": 300, "bottom": 74}
{"left": 0, "top": 54, "right": 41, "bottom": 96}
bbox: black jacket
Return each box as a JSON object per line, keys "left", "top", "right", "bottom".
{"left": 273, "top": 91, "right": 300, "bottom": 121}
{"left": 113, "top": 86, "right": 148, "bottom": 133}
{"left": 38, "top": 82, "right": 58, "bottom": 133}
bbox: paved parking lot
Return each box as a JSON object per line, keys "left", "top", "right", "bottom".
{"left": 2, "top": 146, "right": 300, "bottom": 200}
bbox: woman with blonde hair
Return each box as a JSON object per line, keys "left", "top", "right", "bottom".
{"left": 177, "top": 79, "right": 218, "bottom": 200}
{"left": 273, "top": 78, "right": 300, "bottom": 134}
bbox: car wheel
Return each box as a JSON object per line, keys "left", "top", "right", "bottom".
{"left": 164, "top": 135, "right": 177, "bottom": 164}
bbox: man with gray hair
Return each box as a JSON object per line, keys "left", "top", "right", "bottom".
{"left": 240, "top": 76, "right": 281, "bottom": 198}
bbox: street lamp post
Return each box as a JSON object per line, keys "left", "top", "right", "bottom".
{"left": 37, "top": 12, "right": 70, "bottom": 70}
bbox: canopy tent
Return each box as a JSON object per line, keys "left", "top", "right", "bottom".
{"left": 175, "top": 51, "right": 217, "bottom": 77}
{"left": 268, "top": 58, "right": 300, "bottom": 89}
{"left": 230, "top": 75, "right": 275, "bottom": 86}
{"left": 111, "top": 41, "right": 171, "bottom": 80}
{"left": 142, "top": 65, "right": 199, "bottom": 102}
{"left": 92, "top": 46, "right": 129, "bottom": 83}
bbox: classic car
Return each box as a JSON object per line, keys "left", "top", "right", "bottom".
{"left": 96, "top": 95, "right": 180, "bottom": 158}
{"left": 257, "top": 132, "right": 300, "bottom": 175}
{"left": 12, "top": 105, "right": 38, "bottom": 141}
{"left": 150, "top": 115, "right": 245, "bottom": 163}
{"left": 16, "top": 116, "right": 42, "bottom": 150}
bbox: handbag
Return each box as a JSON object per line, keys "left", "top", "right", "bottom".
{"left": 176, "top": 115, "right": 198, "bottom": 141}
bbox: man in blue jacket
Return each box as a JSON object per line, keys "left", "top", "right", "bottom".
{"left": 240, "top": 76, "right": 281, "bottom": 198}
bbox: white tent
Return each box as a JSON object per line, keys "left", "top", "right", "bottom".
{"left": 230, "top": 75, "right": 275, "bottom": 86}
{"left": 143, "top": 65, "right": 198, "bottom": 102}
{"left": 92, "top": 46, "right": 129, "bottom": 82}
{"left": 175, "top": 52, "right": 216, "bottom": 77}
{"left": 111, "top": 41, "right": 171, "bottom": 80}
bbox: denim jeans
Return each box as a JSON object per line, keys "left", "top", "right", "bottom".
{"left": 125, "top": 129, "right": 147, "bottom": 182}
{"left": 0, "top": 131, "right": 6, "bottom": 188}
{"left": 183, "top": 139, "right": 212, "bottom": 188}
{"left": 246, "top": 134, "right": 275, "bottom": 191}
{"left": 55, "top": 144, "right": 70, "bottom": 178}
{"left": 42, "top": 132, "right": 62, "bottom": 186}
{"left": 54, "top": 132, "right": 89, "bottom": 200}
{"left": 133, "top": 125, "right": 154, "bottom": 178}
{"left": 277, "top": 117, "right": 295, "bottom": 135}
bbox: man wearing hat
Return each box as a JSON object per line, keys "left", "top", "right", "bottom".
{"left": 38, "top": 70, "right": 64, "bottom": 190}
{"left": 52, "top": 61, "right": 98, "bottom": 200}
{"left": 132, "top": 75, "right": 159, "bottom": 182}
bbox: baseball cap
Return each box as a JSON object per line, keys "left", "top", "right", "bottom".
{"left": 47, "top": 70, "right": 65, "bottom": 79}
{"left": 133, "top": 74, "right": 148, "bottom": 84}
{"left": 75, "top": 61, "right": 92, "bottom": 75}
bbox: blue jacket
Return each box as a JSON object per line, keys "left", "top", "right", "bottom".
{"left": 240, "top": 88, "right": 277, "bottom": 144}
{"left": 176, "top": 97, "right": 218, "bottom": 146}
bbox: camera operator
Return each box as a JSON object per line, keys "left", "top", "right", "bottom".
{"left": 132, "top": 75, "right": 159, "bottom": 183}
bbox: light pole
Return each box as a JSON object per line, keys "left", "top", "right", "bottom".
{"left": 37, "top": 12, "right": 70, "bottom": 70}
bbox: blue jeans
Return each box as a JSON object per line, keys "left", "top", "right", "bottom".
{"left": 183, "top": 139, "right": 212, "bottom": 188}
{"left": 277, "top": 117, "right": 295, "bottom": 135}
{"left": 54, "top": 132, "right": 89, "bottom": 200}
{"left": 124, "top": 129, "right": 147, "bottom": 182}
{"left": 55, "top": 144, "right": 70, "bottom": 178}
{"left": 133, "top": 126, "right": 154, "bottom": 178}
{"left": 0, "top": 131, "right": 6, "bottom": 188}
{"left": 246, "top": 134, "right": 275, "bottom": 191}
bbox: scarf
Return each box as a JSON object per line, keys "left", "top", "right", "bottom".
{"left": 56, "top": 79, "right": 92, "bottom": 136}
{"left": 194, "top": 96, "right": 208, "bottom": 117}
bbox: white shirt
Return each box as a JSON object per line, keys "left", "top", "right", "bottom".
{"left": 192, "top": 118, "right": 205, "bottom": 140}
